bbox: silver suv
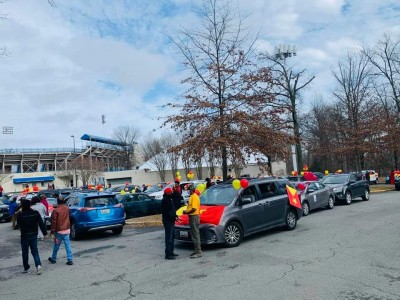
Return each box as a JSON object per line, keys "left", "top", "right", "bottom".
{"left": 175, "top": 178, "right": 303, "bottom": 247}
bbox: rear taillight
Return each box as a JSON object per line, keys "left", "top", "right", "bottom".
{"left": 79, "top": 207, "right": 88, "bottom": 213}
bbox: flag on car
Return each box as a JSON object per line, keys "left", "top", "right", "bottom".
{"left": 286, "top": 185, "right": 302, "bottom": 209}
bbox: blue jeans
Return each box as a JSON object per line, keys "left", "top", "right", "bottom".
{"left": 163, "top": 221, "right": 175, "bottom": 257}
{"left": 51, "top": 233, "right": 73, "bottom": 262}
{"left": 21, "top": 235, "right": 42, "bottom": 270}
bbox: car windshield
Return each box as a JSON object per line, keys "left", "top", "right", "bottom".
{"left": 85, "top": 196, "right": 118, "bottom": 207}
{"left": 46, "top": 198, "right": 57, "bottom": 205}
{"left": 199, "top": 185, "right": 239, "bottom": 206}
{"left": 145, "top": 185, "right": 162, "bottom": 193}
{"left": 323, "top": 175, "right": 349, "bottom": 184}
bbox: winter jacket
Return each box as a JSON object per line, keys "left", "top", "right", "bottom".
{"left": 17, "top": 209, "right": 47, "bottom": 238}
{"left": 161, "top": 194, "right": 176, "bottom": 223}
{"left": 51, "top": 204, "right": 70, "bottom": 234}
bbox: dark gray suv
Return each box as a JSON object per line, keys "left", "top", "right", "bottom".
{"left": 175, "top": 178, "right": 303, "bottom": 247}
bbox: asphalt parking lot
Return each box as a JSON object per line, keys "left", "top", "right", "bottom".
{"left": 0, "top": 191, "right": 400, "bottom": 300}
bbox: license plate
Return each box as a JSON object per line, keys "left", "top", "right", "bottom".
{"left": 101, "top": 209, "right": 110, "bottom": 214}
{"left": 179, "top": 231, "right": 188, "bottom": 238}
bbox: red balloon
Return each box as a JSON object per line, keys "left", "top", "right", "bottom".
{"left": 240, "top": 179, "right": 249, "bottom": 189}
{"left": 297, "top": 183, "right": 306, "bottom": 190}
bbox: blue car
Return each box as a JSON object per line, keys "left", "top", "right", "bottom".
{"left": 65, "top": 192, "right": 125, "bottom": 240}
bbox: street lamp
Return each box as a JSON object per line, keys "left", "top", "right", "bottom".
{"left": 274, "top": 44, "right": 296, "bottom": 59}
{"left": 71, "top": 135, "right": 77, "bottom": 188}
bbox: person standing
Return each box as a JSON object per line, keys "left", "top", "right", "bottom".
{"left": 0, "top": 185, "right": 3, "bottom": 196}
{"left": 39, "top": 194, "right": 49, "bottom": 216}
{"left": 172, "top": 181, "right": 183, "bottom": 210}
{"left": 183, "top": 186, "right": 202, "bottom": 258}
{"left": 205, "top": 178, "right": 213, "bottom": 189}
{"left": 9, "top": 197, "right": 18, "bottom": 230}
{"left": 48, "top": 196, "right": 73, "bottom": 265}
{"left": 161, "top": 187, "right": 178, "bottom": 260}
{"left": 17, "top": 199, "right": 47, "bottom": 275}
{"left": 30, "top": 196, "right": 47, "bottom": 241}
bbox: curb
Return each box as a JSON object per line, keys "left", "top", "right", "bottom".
{"left": 125, "top": 221, "right": 163, "bottom": 227}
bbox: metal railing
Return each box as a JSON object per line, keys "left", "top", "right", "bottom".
{"left": 0, "top": 148, "right": 85, "bottom": 154}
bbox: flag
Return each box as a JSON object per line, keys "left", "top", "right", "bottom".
{"left": 286, "top": 185, "right": 302, "bottom": 209}
{"left": 175, "top": 205, "right": 225, "bottom": 226}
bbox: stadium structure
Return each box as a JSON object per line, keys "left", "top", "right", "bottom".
{"left": 0, "top": 134, "right": 129, "bottom": 185}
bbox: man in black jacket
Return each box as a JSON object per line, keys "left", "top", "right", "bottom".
{"left": 17, "top": 199, "right": 48, "bottom": 274}
{"left": 161, "top": 187, "right": 178, "bottom": 260}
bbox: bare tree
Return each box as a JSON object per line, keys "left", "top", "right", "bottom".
{"left": 165, "top": 0, "right": 292, "bottom": 181}
{"left": 73, "top": 157, "right": 103, "bottom": 187}
{"left": 141, "top": 136, "right": 170, "bottom": 182}
{"left": 112, "top": 126, "right": 141, "bottom": 170}
{"left": 261, "top": 53, "right": 315, "bottom": 171}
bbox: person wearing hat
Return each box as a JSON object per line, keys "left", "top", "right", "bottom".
{"left": 161, "top": 187, "right": 178, "bottom": 260}
{"left": 172, "top": 180, "right": 183, "bottom": 211}
{"left": 183, "top": 185, "right": 202, "bottom": 258}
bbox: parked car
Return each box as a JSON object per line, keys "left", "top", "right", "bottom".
{"left": 44, "top": 197, "right": 58, "bottom": 228}
{"left": 286, "top": 175, "right": 305, "bottom": 182}
{"left": 0, "top": 198, "right": 11, "bottom": 222}
{"left": 148, "top": 183, "right": 175, "bottom": 200}
{"left": 65, "top": 192, "right": 125, "bottom": 240}
{"left": 106, "top": 185, "right": 140, "bottom": 194}
{"left": 115, "top": 193, "right": 161, "bottom": 218}
{"left": 322, "top": 174, "right": 370, "bottom": 204}
{"left": 174, "top": 178, "right": 303, "bottom": 247}
{"left": 294, "top": 181, "right": 335, "bottom": 216}
{"left": 143, "top": 183, "right": 168, "bottom": 194}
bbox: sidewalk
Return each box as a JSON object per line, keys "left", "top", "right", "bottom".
{"left": 370, "top": 184, "right": 395, "bottom": 193}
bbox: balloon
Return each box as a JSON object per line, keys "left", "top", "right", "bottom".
{"left": 125, "top": 182, "right": 129, "bottom": 185}
{"left": 232, "top": 179, "right": 241, "bottom": 190}
{"left": 195, "top": 189, "right": 201, "bottom": 195}
{"left": 324, "top": 170, "right": 329, "bottom": 175}
{"left": 303, "top": 165, "right": 308, "bottom": 171}
{"left": 197, "top": 183, "right": 205, "bottom": 193}
{"left": 297, "top": 183, "right": 306, "bottom": 190}
{"left": 291, "top": 171, "right": 295, "bottom": 175}
{"left": 300, "top": 171, "right": 304, "bottom": 176}
{"left": 176, "top": 171, "right": 180, "bottom": 176}
{"left": 120, "top": 190, "right": 126, "bottom": 195}
{"left": 131, "top": 189, "right": 135, "bottom": 194}
{"left": 99, "top": 188, "right": 104, "bottom": 192}
{"left": 240, "top": 179, "right": 249, "bottom": 189}
{"left": 175, "top": 177, "right": 180, "bottom": 182}
{"left": 178, "top": 175, "right": 181, "bottom": 180}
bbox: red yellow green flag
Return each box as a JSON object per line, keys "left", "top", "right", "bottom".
{"left": 286, "top": 185, "right": 302, "bottom": 209}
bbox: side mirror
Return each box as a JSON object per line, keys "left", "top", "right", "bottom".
{"left": 241, "top": 197, "right": 252, "bottom": 205}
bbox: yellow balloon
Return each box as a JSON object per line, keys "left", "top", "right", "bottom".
{"left": 232, "top": 179, "right": 241, "bottom": 190}
{"left": 176, "top": 172, "right": 180, "bottom": 176}
{"left": 120, "top": 190, "right": 126, "bottom": 195}
{"left": 176, "top": 205, "right": 187, "bottom": 216}
{"left": 197, "top": 183, "right": 205, "bottom": 193}
{"left": 178, "top": 175, "right": 182, "bottom": 180}
{"left": 131, "top": 189, "right": 136, "bottom": 194}
{"left": 300, "top": 171, "right": 304, "bottom": 176}
{"left": 324, "top": 170, "right": 329, "bottom": 175}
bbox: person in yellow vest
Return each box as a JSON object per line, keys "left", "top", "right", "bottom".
{"left": 182, "top": 185, "right": 202, "bottom": 258}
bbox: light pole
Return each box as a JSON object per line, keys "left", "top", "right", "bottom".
{"left": 274, "top": 44, "right": 302, "bottom": 173}
{"left": 71, "top": 135, "right": 77, "bottom": 188}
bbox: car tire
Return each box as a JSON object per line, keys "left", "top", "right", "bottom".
{"left": 302, "top": 201, "right": 310, "bottom": 216}
{"left": 112, "top": 227, "right": 123, "bottom": 235}
{"left": 326, "top": 196, "right": 334, "bottom": 209}
{"left": 362, "top": 189, "right": 370, "bottom": 201}
{"left": 345, "top": 191, "right": 352, "bottom": 205}
{"left": 223, "top": 221, "right": 243, "bottom": 247}
{"left": 70, "top": 222, "right": 80, "bottom": 241}
{"left": 285, "top": 209, "right": 297, "bottom": 231}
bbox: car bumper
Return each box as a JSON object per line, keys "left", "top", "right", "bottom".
{"left": 76, "top": 218, "right": 126, "bottom": 232}
{"left": 175, "top": 224, "right": 224, "bottom": 245}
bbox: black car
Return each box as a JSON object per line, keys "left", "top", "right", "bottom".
{"left": 115, "top": 193, "right": 161, "bottom": 218}
{"left": 322, "top": 174, "right": 370, "bottom": 204}
{"left": 0, "top": 198, "right": 11, "bottom": 222}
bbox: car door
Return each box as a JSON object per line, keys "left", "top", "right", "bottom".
{"left": 315, "top": 182, "right": 329, "bottom": 207}
{"left": 122, "top": 195, "right": 136, "bottom": 217}
{"left": 237, "top": 185, "right": 266, "bottom": 234}
{"left": 304, "top": 182, "right": 320, "bottom": 211}
{"left": 257, "top": 182, "right": 287, "bottom": 227}
{"left": 349, "top": 174, "right": 362, "bottom": 197}
{"left": 137, "top": 194, "right": 156, "bottom": 215}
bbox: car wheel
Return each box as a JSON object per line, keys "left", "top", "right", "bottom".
{"left": 345, "top": 191, "right": 352, "bottom": 205}
{"left": 362, "top": 189, "right": 370, "bottom": 201}
{"left": 224, "top": 221, "right": 243, "bottom": 247}
{"left": 286, "top": 209, "right": 297, "bottom": 231}
{"left": 302, "top": 201, "right": 310, "bottom": 216}
{"left": 327, "top": 196, "right": 334, "bottom": 209}
{"left": 70, "top": 222, "right": 80, "bottom": 241}
{"left": 112, "top": 227, "right": 123, "bottom": 235}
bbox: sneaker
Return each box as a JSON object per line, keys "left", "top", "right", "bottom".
{"left": 37, "top": 265, "right": 42, "bottom": 275}
{"left": 190, "top": 253, "right": 202, "bottom": 259}
{"left": 22, "top": 267, "right": 30, "bottom": 274}
{"left": 165, "top": 256, "right": 176, "bottom": 260}
{"left": 172, "top": 253, "right": 179, "bottom": 257}
{"left": 48, "top": 257, "right": 56, "bottom": 264}
{"left": 66, "top": 261, "right": 73, "bottom": 265}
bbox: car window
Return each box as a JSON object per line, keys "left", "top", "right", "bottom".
{"left": 308, "top": 183, "right": 318, "bottom": 191}
{"left": 239, "top": 186, "right": 258, "bottom": 204}
{"left": 350, "top": 174, "right": 356, "bottom": 182}
{"left": 258, "top": 182, "right": 278, "bottom": 198}
{"left": 138, "top": 194, "right": 150, "bottom": 201}
{"left": 316, "top": 182, "right": 326, "bottom": 189}
{"left": 85, "top": 196, "right": 117, "bottom": 207}
{"left": 276, "top": 180, "right": 290, "bottom": 194}
{"left": 67, "top": 196, "right": 76, "bottom": 206}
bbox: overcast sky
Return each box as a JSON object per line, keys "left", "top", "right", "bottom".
{"left": 0, "top": 0, "right": 399, "bottom": 149}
